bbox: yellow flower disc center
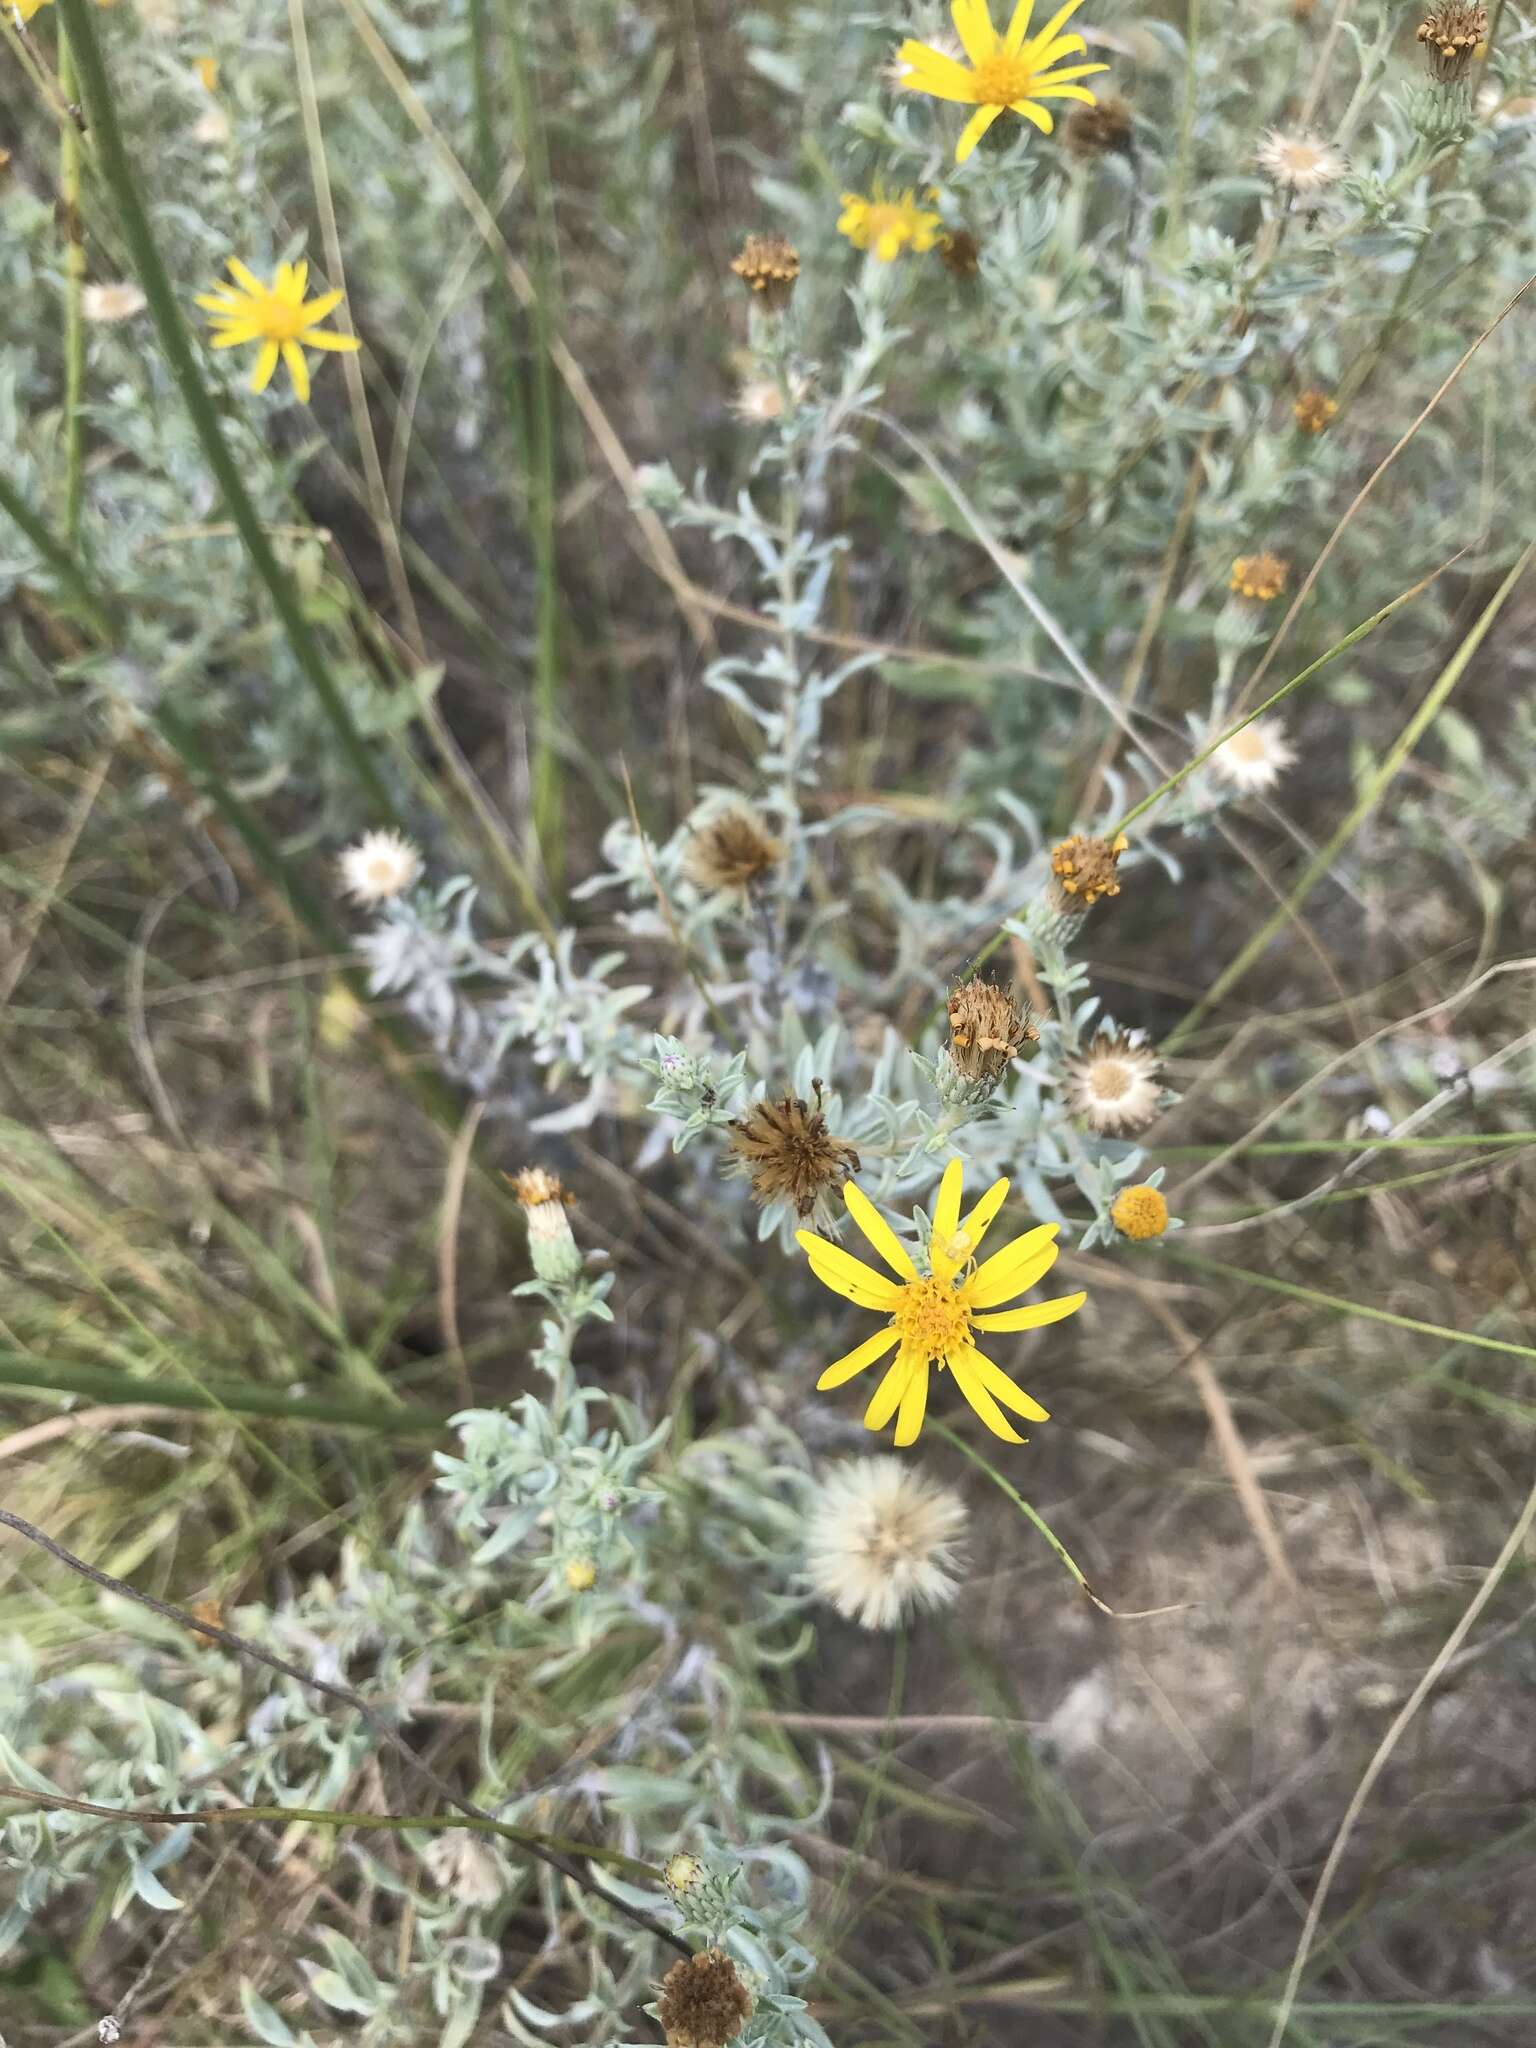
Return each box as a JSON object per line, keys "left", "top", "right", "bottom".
{"left": 892, "top": 1276, "right": 972, "bottom": 1362}
{"left": 972, "top": 50, "right": 1037, "bottom": 105}
{"left": 246, "top": 291, "right": 311, "bottom": 343}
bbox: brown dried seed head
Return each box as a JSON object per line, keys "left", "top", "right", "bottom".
{"left": 939, "top": 228, "right": 982, "bottom": 280}
{"left": 728, "top": 1085, "right": 860, "bottom": 1217}
{"left": 1293, "top": 389, "right": 1339, "bottom": 434}
{"left": 1063, "top": 92, "right": 1136, "bottom": 159}
{"left": 510, "top": 1167, "right": 572, "bottom": 1210}
{"left": 1229, "top": 550, "right": 1289, "bottom": 602}
{"left": 1049, "top": 832, "right": 1129, "bottom": 908}
{"left": 731, "top": 233, "right": 800, "bottom": 312}
{"left": 685, "top": 805, "right": 785, "bottom": 893}
{"left": 657, "top": 1948, "right": 754, "bottom": 2048}
{"left": 1416, "top": 2, "right": 1488, "bottom": 79}
{"left": 946, "top": 980, "right": 1037, "bottom": 1082}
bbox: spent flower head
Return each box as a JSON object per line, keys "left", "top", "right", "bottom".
{"left": 896, "top": 0, "right": 1110, "bottom": 163}
{"left": 1256, "top": 129, "right": 1347, "bottom": 194}
{"left": 798, "top": 1160, "right": 1085, "bottom": 1446}
{"left": 684, "top": 803, "right": 784, "bottom": 893}
{"left": 1293, "top": 389, "right": 1339, "bottom": 434}
{"left": 730, "top": 233, "right": 800, "bottom": 311}
{"left": 337, "top": 830, "right": 422, "bottom": 905}
{"left": 82, "top": 282, "right": 147, "bottom": 324}
{"left": 1417, "top": 2, "right": 1488, "bottom": 80}
{"left": 1050, "top": 831, "right": 1128, "bottom": 907}
{"left": 1211, "top": 717, "right": 1297, "bottom": 794}
{"left": 1064, "top": 1031, "right": 1162, "bottom": 1135}
{"left": 946, "top": 978, "right": 1036, "bottom": 1083}
{"left": 807, "top": 1456, "right": 968, "bottom": 1630}
{"left": 196, "top": 257, "right": 360, "bottom": 401}
{"left": 1230, "top": 550, "right": 1289, "bottom": 602}
{"left": 1063, "top": 91, "right": 1135, "bottom": 158}
{"left": 729, "top": 1086, "right": 860, "bottom": 1218}
{"left": 512, "top": 1168, "right": 583, "bottom": 1287}
{"left": 656, "top": 1948, "right": 753, "bottom": 2048}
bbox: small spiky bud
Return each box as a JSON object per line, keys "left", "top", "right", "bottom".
{"left": 1063, "top": 92, "right": 1135, "bottom": 159}
{"left": 1111, "top": 1184, "right": 1170, "bottom": 1240}
{"left": 728, "top": 1085, "right": 859, "bottom": 1218}
{"left": 1050, "top": 832, "right": 1129, "bottom": 908}
{"left": 731, "top": 233, "right": 800, "bottom": 312}
{"left": 657, "top": 1949, "right": 753, "bottom": 2048}
{"left": 945, "top": 980, "right": 1036, "bottom": 1083}
{"left": 1293, "top": 389, "right": 1338, "bottom": 435}
{"left": 1416, "top": 2, "right": 1488, "bottom": 80}
{"left": 939, "top": 228, "right": 982, "bottom": 280}
{"left": 511, "top": 1168, "right": 583, "bottom": 1287}
{"left": 1229, "top": 551, "right": 1289, "bottom": 602}
{"left": 685, "top": 804, "right": 784, "bottom": 894}
{"left": 663, "top": 1852, "right": 703, "bottom": 1896}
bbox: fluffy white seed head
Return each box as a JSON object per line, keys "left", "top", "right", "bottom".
{"left": 1210, "top": 717, "right": 1297, "bottom": 795}
{"left": 1064, "top": 1031, "right": 1163, "bottom": 1135}
{"left": 1256, "top": 130, "right": 1347, "bottom": 194}
{"left": 337, "top": 830, "right": 422, "bottom": 906}
{"left": 806, "top": 1457, "right": 967, "bottom": 1631}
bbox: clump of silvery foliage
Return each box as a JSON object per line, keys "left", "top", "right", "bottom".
{"left": 3, "top": 1230, "right": 830, "bottom": 2047}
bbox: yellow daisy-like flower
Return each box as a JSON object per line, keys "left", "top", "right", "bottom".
{"left": 798, "top": 1159, "right": 1086, "bottom": 1448}
{"left": 837, "top": 185, "right": 944, "bottom": 262}
{"left": 896, "top": 0, "right": 1109, "bottom": 164}
{"left": 196, "top": 257, "right": 360, "bottom": 403}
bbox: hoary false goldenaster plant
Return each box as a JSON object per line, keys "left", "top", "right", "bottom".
{"left": 798, "top": 1160, "right": 1085, "bottom": 1447}
{"left": 897, "top": 0, "right": 1109, "bottom": 163}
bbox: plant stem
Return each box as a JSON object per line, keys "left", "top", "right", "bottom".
{"left": 57, "top": 22, "right": 86, "bottom": 544}
{"left": 53, "top": 0, "right": 398, "bottom": 823}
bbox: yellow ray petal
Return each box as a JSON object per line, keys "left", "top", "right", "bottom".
{"left": 1009, "top": 98, "right": 1056, "bottom": 132}
{"left": 292, "top": 258, "right": 309, "bottom": 296}
{"left": 956, "top": 101, "right": 1006, "bottom": 158}
{"left": 208, "top": 326, "right": 262, "bottom": 348}
{"left": 897, "top": 42, "right": 984, "bottom": 101}
{"left": 843, "top": 1184, "right": 918, "bottom": 1281}
{"left": 1034, "top": 59, "right": 1108, "bottom": 80}
{"left": 965, "top": 1223, "right": 1059, "bottom": 1307}
{"left": 226, "top": 256, "right": 264, "bottom": 296}
{"left": 948, "top": 1350, "right": 1028, "bottom": 1442}
{"left": 932, "top": 1158, "right": 964, "bottom": 1243}
{"left": 818, "top": 1325, "right": 901, "bottom": 1391}
{"left": 195, "top": 290, "right": 242, "bottom": 311}
{"left": 1021, "top": 0, "right": 1086, "bottom": 60}
{"left": 1031, "top": 32, "right": 1087, "bottom": 61}
{"left": 959, "top": 1346, "right": 1050, "bottom": 1422}
{"left": 298, "top": 287, "right": 344, "bottom": 323}
{"left": 282, "top": 340, "right": 311, "bottom": 403}
{"left": 971, "top": 1289, "right": 1086, "bottom": 1333}
{"left": 894, "top": 1361, "right": 930, "bottom": 1446}
{"left": 1005, "top": 0, "right": 1035, "bottom": 52}
{"left": 960, "top": 1177, "right": 1010, "bottom": 1257}
{"left": 302, "top": 329, "right": 362, "bottom": 352}
{"left": 249, "top": 339, "right": 280, "bottom": 393}
{"left": 951, "top": 0, "right": 998, "bottom": 65}
{"left": 796, "top": 1230, "right": 905, "bottom": 1309}
{"left": 1030, "top": 81, "right": 1102, "bottom": 105}
{"left": 864, "top": 1352, "right": 920, "bottom": 1434}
